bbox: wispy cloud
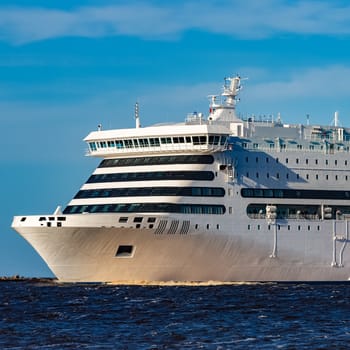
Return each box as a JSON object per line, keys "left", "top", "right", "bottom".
{"left": 2, "top": 65, "right": 349, "bottom": 124}
{"left": 1, "top": 1, "right": 350, "bottom": 44}
{"left": 244, "top": 65, "right": 350, "bottom": 100}
{"left": 237, "top": 65, "right": 350, "bottom": 122}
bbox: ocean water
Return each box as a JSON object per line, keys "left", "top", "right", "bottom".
{"left": 0, "top": 281, "right": 349, "bottom": 349}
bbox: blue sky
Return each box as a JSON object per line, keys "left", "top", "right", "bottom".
{"left": 2, "top": 0, "right": 350, "bottom": 277}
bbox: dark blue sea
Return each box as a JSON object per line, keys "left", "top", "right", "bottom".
{"left": 0, "top": 281, "right": 349, "bottom": 349}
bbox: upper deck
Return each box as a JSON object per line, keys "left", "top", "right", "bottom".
{"left": 84, "top": 120, "right": 232, "bottom": 157}
{"left": 84, "top": 76, "right": 245, "bottom": 158}
{"left": 83, "top": 76, "right": 350, "bottom": 158}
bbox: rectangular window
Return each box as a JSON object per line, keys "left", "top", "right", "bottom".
{"left": 89, "top": 142, "right": 97, "bottom": 151}
{"left": 200, "top": 136, "right": 207, "bottom": 144}
{"left": 116, "top": 140, "right": 124, "bottom": 148}
{"left": 119, "top": 217, "right": 128, "bottom": 223}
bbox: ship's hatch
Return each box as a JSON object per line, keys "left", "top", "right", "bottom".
{"left": 115, "top": 245, "right": 134, "bottom": 258}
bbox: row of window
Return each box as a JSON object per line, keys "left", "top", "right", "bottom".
{"left": 86, "top": 171, "right": 215, "bottom": 183}
{"left": 242, "top": 188, "right": 350, "bottom": 200}
{"left": 244, "top": 155, "right": 349, "bottom": 166}
{"left": 63, "top": 203, "right": 226, "bottom": 215}
{"left": 75, "top": 186, "right": 225, "bottom": 199}
{"left": 242, "top": 142, "right": 348, "bottom": 152}
{"left": 247, "top": 224, "right": 321, "bottom": 231}
{"left": 243, "top": 171, "right": 349, "bottom": 182}
{"left": 89, "top": 135, "right": 227, "bottom": 151}
{"left": 99, "top": 155, "right": 214, "bottom": 168}
{"left": 247, "top": 204, "right": 350, "bottom": 220}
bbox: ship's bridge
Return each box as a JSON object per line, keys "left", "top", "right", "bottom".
{"left": 84, "top": 123, "right": 231, "bottom": 157}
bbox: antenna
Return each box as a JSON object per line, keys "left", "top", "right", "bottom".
{"left": 135, "top": 102, "right": 140, "bottom": 128}
{"left": 334, "top": 111, "right": 339, "bottom": 127}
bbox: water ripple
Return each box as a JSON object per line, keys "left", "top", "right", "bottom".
{"left": 0, "top": 281, "right": 349, "bottom": 349}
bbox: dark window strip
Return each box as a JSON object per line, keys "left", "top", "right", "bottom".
{"left": 63, "top": 203, "right": 225, "bottom": 215}
{"left": 87, "top": 171, "right": 214, "bottom": 183}
{"left": 99, "top": 155, "right": 214, "bottom": 168}
{"left": 248, "top": 203, "right": 350, "bottom": 220}
{"left": 74, "top": 186, "right": 225, "bottom": 199}
{"left": 241, "top": 188, "right": 350, "bottom": 200}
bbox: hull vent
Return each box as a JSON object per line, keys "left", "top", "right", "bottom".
{"left": 167, "top": 220, "right": 179, "bottom": 234}
{"left": 179, "top": 220, "right": 190, "bottom": 235}
{"left": 154, "top": 220, "right": 167, "bottom": 235}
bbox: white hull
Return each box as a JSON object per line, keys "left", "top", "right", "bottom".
{"left": 11, "top": 76, "right": 350, "bottom": 283}
{"left": 13, "top": 214, "right": 350, "bottom": 282}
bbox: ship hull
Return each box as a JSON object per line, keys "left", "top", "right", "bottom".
{"left": 12, "top": 215, "right": 350, "bottom": 283}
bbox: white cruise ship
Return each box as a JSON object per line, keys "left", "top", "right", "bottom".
{"left": 12, "top": 76, "right": 350, "bottom": 282}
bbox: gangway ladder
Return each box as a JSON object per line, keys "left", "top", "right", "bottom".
{"left": 331, "top": 220, "right": 349, "bottom": 267}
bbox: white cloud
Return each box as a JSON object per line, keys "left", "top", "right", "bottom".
{"left": 236, "top": 65, "right": 350, "bottom": 123}
{"left": 1, "top": 1, "right": 350, "bottom": 44}
{"left": 1, "top": 65, "right": 350, "bottom": 132}
{"left": 245, "top": 65, "right": 350, "bottom": 100}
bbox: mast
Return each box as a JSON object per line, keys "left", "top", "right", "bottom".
{"left": 208, "top": 75, "right": 244, "bottom": 123}
{"left": 135, "top": 102, "right": 140, "bottom": 128}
